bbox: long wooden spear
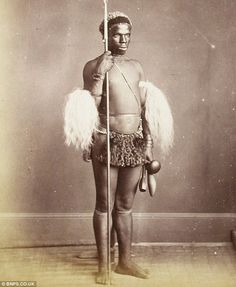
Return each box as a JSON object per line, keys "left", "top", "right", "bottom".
{"left": 103, "top": 0, "right": 111, "bottom": 282}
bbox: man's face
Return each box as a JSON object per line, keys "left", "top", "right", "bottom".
{"left": 108, "top": 23, "right": 131, "bottom": 55}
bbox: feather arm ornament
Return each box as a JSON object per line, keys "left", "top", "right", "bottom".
{"left": 139, "top": 81, "right": 174, "bottom": 155}
{"left": 63, "top": 88, "right": 99, "bottom": 151}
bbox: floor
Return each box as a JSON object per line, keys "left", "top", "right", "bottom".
{"left": 0, "top": 244, "right": 236, "bottom": 287}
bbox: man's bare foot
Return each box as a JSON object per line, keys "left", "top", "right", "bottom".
{"left": 96, "top": 266, "right": 113, "bottom": 285}
{"left": 115, "top": 261, "right": 150, "bottom": 279}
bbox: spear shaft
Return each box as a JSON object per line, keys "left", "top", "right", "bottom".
{"left": 103, "top": 0, "right": 111, "bottom": 282}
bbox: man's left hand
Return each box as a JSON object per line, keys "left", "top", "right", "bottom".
{"left": 144, "top": 146, "right": 153, "bottom": 163}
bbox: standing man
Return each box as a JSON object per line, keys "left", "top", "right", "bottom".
{"left": 64, "top": 11, "right": 173, "bottom": 285}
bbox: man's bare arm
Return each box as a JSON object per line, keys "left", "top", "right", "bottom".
{"left": 134, "top": 60, "right": 154, "bottom": 162}
{"left": 83, "top": 61, "right": 103, "bottom": 107}
{"left": 83, "top": 52, "right": 114, "bottom": 107}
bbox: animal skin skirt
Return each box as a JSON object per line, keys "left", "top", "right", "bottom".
{"left": 94, "top": 125, "right": 145, "bottom": 167}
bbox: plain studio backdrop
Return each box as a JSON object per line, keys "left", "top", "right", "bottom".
{"left": 0, "top": 0, "right": 235, "bottom": 247}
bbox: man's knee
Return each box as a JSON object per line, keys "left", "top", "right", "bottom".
{"left": 114, "top": 196, "right": 134, "bottom": 212}
{"left": 95, "top": 199, "right": 108, "bottom": 213}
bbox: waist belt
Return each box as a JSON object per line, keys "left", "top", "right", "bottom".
{"left": 95, "top": 120, "right": 143, "bottom": 137}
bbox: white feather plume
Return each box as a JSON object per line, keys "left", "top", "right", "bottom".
{"left": 63, "top": 88, "right": 99, "bottom": 151}
{"left": 139, "top": 81, "right": 174, "bottom": 155}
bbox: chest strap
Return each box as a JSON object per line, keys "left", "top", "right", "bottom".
{"left": 114, "top": 63, "right": 141, "bottom": 113}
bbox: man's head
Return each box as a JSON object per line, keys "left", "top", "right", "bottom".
{"left": 99, "top": 11, "right": 132, "bottom": 55}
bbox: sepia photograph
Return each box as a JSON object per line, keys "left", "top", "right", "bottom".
{"left": 0, "top": 0, "right": 236, "bottom": 286}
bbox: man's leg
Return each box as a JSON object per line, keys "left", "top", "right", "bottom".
{"left": 110, "top": 215, "right": 116, "bottom": 268}
{"left": 91, "top": 138, "right": 118, "bottom": 284}
{"left": 113, "top": 166, "right": 150, "bottom": 279}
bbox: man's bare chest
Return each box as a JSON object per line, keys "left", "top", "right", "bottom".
{"left": 108, "top": 62, "right": 140, "bottom": 87}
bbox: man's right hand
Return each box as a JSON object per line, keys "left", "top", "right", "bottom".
{"left": 83, "top": 149, "right": 91, "bottom": 162}
{"left": 95, "top": 51, "right": 114, "bottom": 75}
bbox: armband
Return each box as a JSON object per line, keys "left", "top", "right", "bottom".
{"left": 139, "top": 81, "right": 174, "bottom": 155}
{"left": 63, "top": 88, "right": 99, "bottom": 151}
{"left": 92, "top": 73, "right": 105, "bottom": 81}
{"left": 144, "top": 135, "right": 154, "bottom": 148}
